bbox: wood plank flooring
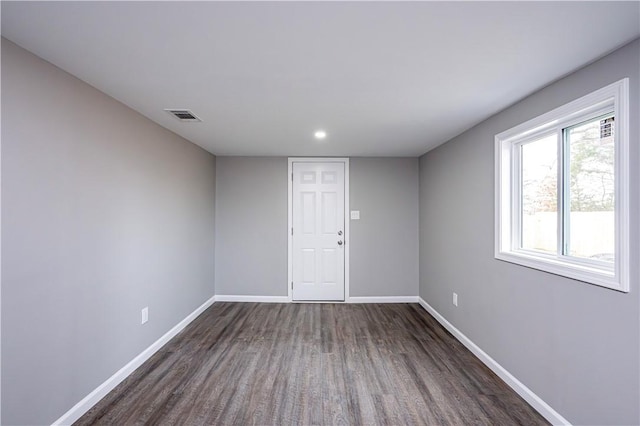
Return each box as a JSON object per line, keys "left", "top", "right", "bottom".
{"left": 76, "top": 303, "right": 548, "bottom": 425}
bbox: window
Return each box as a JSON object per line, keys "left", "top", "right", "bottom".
{"left": 495, "top": 79, "right": 629, "bottom": 292}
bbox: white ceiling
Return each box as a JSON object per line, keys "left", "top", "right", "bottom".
{"left": 2, "top": 2, "right": 639, "bottom": 157}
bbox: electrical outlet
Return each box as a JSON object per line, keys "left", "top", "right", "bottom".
{"left": 141, "top": 307, "right": 149, "bottom": 324}
{"left": 453, "top": 293, "right": 458, "bottom": 307}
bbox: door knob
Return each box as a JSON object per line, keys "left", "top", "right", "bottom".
{"left": 338, "top": 240, "right": 343, "bottom": 246}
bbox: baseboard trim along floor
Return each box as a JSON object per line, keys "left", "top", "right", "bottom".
{"left": 215, "top": 295, "right": 420, "bottom": 304}
{"left": 214, "top": 295, "right": 290, "bottom": 303}
{"left": 216, "top": 294, "right": 418, "bottom": 303}
{"left": 417, "top": 297, "right": 570, "bottom": 426}
{"left": 52, "top": 295, "right": 216, "bottom": 426}
{"left": 348, "top": 296, "right": 419, "bottom": 303}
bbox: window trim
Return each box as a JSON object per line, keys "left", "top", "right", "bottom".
{"left": 495, "top": 79, "right": 629, "bottom": 292}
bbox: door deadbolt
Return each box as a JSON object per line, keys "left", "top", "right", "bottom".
{"left": 338, "top": 230, "right": 343, "bottom": 236}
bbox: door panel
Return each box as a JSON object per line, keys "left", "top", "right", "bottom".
{"left": 301, "top": 192, "right": 316, "bottom": 234}
{"left": 302, "top": 249, "right": 315, "bottom": 284}
{"left": 292, "top": 162, "right": 345, "bottom": 301}
{"left": 322, "top": 249, "right": 337, "bottom": 283}
{"left": 322, "top": 192, "right": 337, "bottom": 234}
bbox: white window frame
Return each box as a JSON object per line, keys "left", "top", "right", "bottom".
{"left": 495, "top": 79, "right": 629, "bottom": 292}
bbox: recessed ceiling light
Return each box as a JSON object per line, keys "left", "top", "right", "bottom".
{"left": 314, "top": 130, "right": 327, "bottom": 140}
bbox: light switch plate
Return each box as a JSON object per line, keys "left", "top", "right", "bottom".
{"left": 350, "top": 210, "right": 360, "bottom": 220}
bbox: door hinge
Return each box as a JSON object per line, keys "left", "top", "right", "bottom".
{"left": 291, "top": 281, "right": 293, "bottom": 289}
{"left": 291, "top": 172, "right": 293, "bottom": 181}
{"left": 291, "top": 227, "right": 293, "bottom": 235}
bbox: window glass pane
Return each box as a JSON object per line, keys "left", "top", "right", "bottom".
{"left": 521, "top": 134, "right": 558, "bottom": 253}
{"left": 566, "top": 115, "right": 615, "bottom": 262}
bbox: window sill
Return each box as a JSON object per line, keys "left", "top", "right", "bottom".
{"left": 495, "top": 250, "right": 627, "bottom": 292}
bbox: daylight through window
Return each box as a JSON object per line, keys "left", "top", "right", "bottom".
{"left": 495, "top": 79, "right": 629, "bottom": 292}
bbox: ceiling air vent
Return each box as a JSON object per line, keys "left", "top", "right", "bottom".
{"left": 165, "top": 109, "right": 201, "bottom": 122}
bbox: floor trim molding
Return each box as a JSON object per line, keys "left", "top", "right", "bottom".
{"left": 417, "top": 297, "right": 570, "bottom": 426}
{"left": 52, "top": 295, "right": 216, "bottom": 426}
{"left": 348, "top": 296, "right": 419, "bottom": 303}
{"left": 215, "top": 295, "right": 290, "bottom": 303}
{"left": 216, "top": 295, "right": 420, "bottom": 304}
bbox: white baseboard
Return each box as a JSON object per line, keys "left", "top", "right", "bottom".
{"left": 215, "top": 295, "right": 420, "bottom": 304}
{"left": 417, "top": 297, "right": 570, "bottom": 426}
{"left": 52, "top": 295, "right": 216, "bottom": 426}
{"left": 348, "top": 296, "right": 419, "bottom": 303}
{"left": 214, "top": 295, "right": 290, "bottom": 303}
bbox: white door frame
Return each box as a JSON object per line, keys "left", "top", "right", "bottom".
{"left": 288, "top": 157, "right": 350, "bottom": 302}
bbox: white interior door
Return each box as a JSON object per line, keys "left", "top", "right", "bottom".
{"left": 292, "top": 162, "right": 345, "bottom": 301}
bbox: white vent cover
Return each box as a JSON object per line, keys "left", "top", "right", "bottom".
{"left": 164, "top": 109, "right": 201, "bottom": 122}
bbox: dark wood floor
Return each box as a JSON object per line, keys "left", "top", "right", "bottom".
{"left": 76, "top": 303, "right": 548, "bottom": 425}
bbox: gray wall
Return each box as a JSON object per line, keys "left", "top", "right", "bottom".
{"left": 215, "top": 157, "right": 419, "bottom": 298}
{"left": 1, "top": 39, "right": 217, "bottom": 425}
{"left": 350, "top": 158, "right": 418, "bottom": 297}
{"left": 215, "top": 157, "right": 288, "bottom": 297}
{"left": 419, "top": 39, "right": 639, "bottom": 425}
